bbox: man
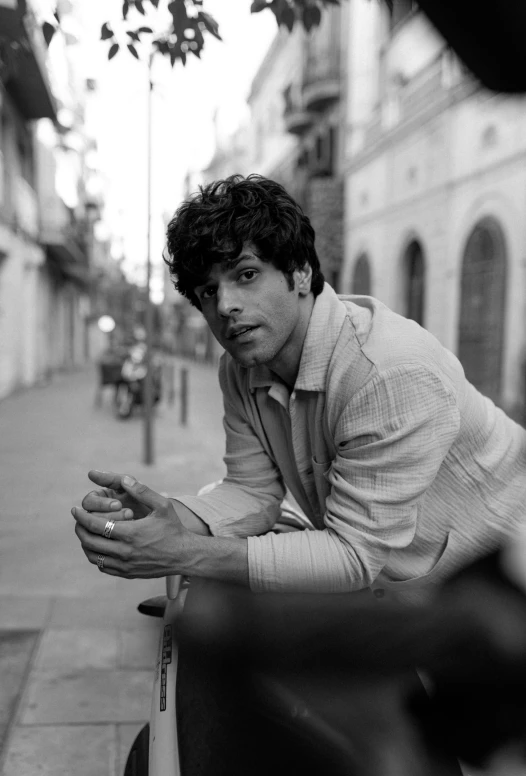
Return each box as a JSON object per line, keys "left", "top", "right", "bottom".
{"left": 73, "top": 174, "right": 526, "bottom": 596}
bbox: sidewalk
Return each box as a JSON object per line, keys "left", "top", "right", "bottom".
{"left": 0, "top": 357, "right": 225, "bottom": 776}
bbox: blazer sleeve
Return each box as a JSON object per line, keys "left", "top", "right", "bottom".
{"left": 172, "top": 360, "right": 285, "bottom": 538}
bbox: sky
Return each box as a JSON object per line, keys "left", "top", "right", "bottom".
{"left": 31, "top": 0, "right": 277, "bottom": 301}
{"left": 44, "top": 0, "right": 278, "bottom": 299}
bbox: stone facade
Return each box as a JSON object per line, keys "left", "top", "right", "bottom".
{"left": 343, "top": 2, "right": 526, "bottom": 419}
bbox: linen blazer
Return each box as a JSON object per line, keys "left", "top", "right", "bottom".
{"left": 175, "top": 284, "right": 526, "bottom": 593}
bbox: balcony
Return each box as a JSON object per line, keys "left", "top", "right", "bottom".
{"left": 40, "top": 195, "right": 89, "bottom": 286}
{"left": 282, "top": 82, "right": 314, "bottom": 137}
{"left": 284, "top": 107, "right": 314, "bottom": 136}
{"left": 0, "top": 0, "right": 56, "bottom": 120}
{"left": 302, "top": 5, "right": 342, "bottom": 113}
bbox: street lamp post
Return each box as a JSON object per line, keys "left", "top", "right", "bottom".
{"left": 143, "top": 51, "right": 154, "bottom": 465}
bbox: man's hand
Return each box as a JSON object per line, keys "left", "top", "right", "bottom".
{"left": 73, "top": 475, "right": 192, "bottom": 578}
{"left": 81, "top": 470, "right": 151, "bottom": 521}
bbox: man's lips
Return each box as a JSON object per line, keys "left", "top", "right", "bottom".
{"left": 226, "top": 325, "right": 258, "bottom": 340}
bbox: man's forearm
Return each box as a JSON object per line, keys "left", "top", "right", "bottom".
{"left": 182, "top": 532, "right": 249, "bottom": 586}
{"left": 172, "top": 499, "right": 249, "bottom": 586}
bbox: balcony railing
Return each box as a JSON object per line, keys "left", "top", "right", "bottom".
{"left": 359, "top": 51, "right": 474, "bottom": 153}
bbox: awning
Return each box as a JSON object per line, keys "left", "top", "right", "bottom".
{"left": 45, "top": 241, "right": 90, "bottom": 288}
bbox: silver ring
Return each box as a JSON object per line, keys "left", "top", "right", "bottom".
{"left": 97, "top": 554, "right": 105, "bottom": 570}
{"left": 103, "top": 519, "right": 116, "bottom": 539}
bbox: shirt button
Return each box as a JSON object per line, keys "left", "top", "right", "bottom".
{"left": 373, "top": 588, "right": 385, "bottom": 599}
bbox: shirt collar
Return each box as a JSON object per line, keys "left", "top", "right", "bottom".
{"left": 294, "top": 283, "right": 347, "bottom": 392}
{"left": 247, "top": 283, "right": 347, "bottom": 394}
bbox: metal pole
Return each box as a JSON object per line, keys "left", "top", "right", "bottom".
{"left": 180, "top": 367, "right": 188, "bottom": 426}
{"left": 143, "top": 52, "right": 154, "bottom": 465}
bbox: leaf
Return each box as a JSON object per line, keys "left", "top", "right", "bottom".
{"left": 42, "top": 21, "right": 56, "bottom": 46}
{"left": 100, "top": 22, "right": 114, "bottom": 40}
{"left": 302, "top": 4, "right": 321, "bottom": 30}
{"left": 127, "top": 43, "right": 140, "bottom": 58}
{"left": 127, "top": 30, "right": 140, "bottom": 41}
{"left": 277, "top": 4, "right": 296, "bottom": 31}
{"left": 138, "top": 26, "right": 153, "bottom": 33}
{"left": 196, "top": 11, "right": 222, "bottom": 40}
{"left": 122, "top": 0, "right": 130, "bottom": 19}
{"left": 150, "top": 0, "right": 160, "bottom": 6}
{"left": 251, "top": 0, "right": 269, "bottom": 12}
{"left": 135, "top": 0, "right": 145, "bottom": 14}
{"left": 153, "top": 38, "right": 169, "bottom": 55}
{"left": 108, "top": 42, "right": 120, "bottom": 59}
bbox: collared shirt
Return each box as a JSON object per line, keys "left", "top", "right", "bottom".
{"left": 174, "top": 284, "right": 526, "bottom": 593}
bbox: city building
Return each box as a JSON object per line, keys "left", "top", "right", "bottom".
{"left": 0, "top": 0, "right": 118, "bottom": 398}
{"left": 247, "top": 5, "right": 348, "bottom": 288}
{"left": 343, "top": 0, "right": 526, "bottom": 420}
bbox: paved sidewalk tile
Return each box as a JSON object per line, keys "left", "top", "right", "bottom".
{"left": 116, "top": 723, "right": 146, "bottom": 776}
{"left": 118, "top": 626, "right": 160, "bottom": 670}
{"left": 20, "top": 668, "right": 152, "bottom": 725}
{"left": 0, "top": 597, "right": 52, "bottom": 630}
{"left": 47, "top": 592, "right": 162, "bottom": 630}
{"left": 0, "top": 632, "right": 39, "bottom": 752}
{"left": 34, "top": 629, "right": 119, "bottom": 671}
{"left": 2, "top": 724, "right": 116, "bottom": 776}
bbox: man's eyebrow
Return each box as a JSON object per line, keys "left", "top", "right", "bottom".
{"left": 224, "top": 253, "right": 259, "bottom": 269}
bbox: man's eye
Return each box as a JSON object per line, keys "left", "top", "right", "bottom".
{"left": 200, "top": 287, "right": 216, "bottom": 299}
{"left": 239, "top": 270, "right": 258, "bottom": 282}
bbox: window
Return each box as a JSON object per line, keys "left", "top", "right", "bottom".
{"left": 351, "top": 253, "right": 371, "bottom": 295}
{"left": 403, "top": 240, "right": 425, "bottom": 325}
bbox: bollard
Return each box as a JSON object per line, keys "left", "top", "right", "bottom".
{"left": 180, "top": 367, "right": 188, "bottom": 426}
{"left": 166, "top": 360, "right": 176, "bottom": 406}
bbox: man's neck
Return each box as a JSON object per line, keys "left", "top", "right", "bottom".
{"left": 267, "top": 294, "right": 315, "bottom": 388}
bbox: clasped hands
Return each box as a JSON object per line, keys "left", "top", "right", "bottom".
{"left": 72, "top": 469, "right": 193, "bottom": 579}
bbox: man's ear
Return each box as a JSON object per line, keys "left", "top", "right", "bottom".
{"left": 294, "top": 263, "right": 313, "bottom": 296}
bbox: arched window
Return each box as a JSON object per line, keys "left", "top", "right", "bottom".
{"left": 404, "top": 240, "right": 426, "bottom": 326}
{"left": 351, "top": 253, "right": 371, "bottom": 295}
{"left": 458, "top": 217, "right": 507, "bottom": 404}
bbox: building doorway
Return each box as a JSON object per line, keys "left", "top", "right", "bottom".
{"left": 457, "top": 217, "right": 507, "bottom": 404}
{"left": 351, "top": 253, "right": 371, "bottom": 295}
{"left": 403, "top": 240, "right": 426, "bottom": 326}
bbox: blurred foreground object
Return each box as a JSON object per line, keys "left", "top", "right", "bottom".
{"left": 417, "top": 0, "right": 526, "bottom": 92}
{"left": 177, "top": 549, "right": 526, "bottom": 775}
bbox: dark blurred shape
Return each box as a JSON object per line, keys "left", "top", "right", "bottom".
{"left": 177, "top": 552, "right": 526, "bottom": 774}
{"left": 417, "top": 0, "right": 526, "bottom": 92}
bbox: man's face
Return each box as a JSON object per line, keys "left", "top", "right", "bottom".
{"left": 194, "top": 243, "right": 313, "bottom": 381}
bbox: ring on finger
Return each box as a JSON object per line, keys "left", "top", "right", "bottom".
{"left": 103, "top": 520, "right": 116, "bottom": 539}
{"left": 97, "top": 554, "right": 105, "bottom": 570}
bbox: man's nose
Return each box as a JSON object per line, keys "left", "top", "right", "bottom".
{"left": 217, "top": 283, "right": 242, "bottom": 318}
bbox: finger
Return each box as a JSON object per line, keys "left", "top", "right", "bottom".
{"left": 72, "top": 506, "right": 133, "bottom": 539}
{"left": 75, "top": 522, "right": 131, "bottom": 560}
{"left": 120, "top": 476, "right": 168, "bottom": 512}
{"left": 84, "top": 549, "right": 131, "bottom": 577}
{"left": 88, "top": 470, "right": 128, "bottom": 494}
{"left": 82, "top": 489, "right": 126, "bottom": 513}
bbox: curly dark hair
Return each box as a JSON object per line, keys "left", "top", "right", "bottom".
{"left": 164, "top": 174, "right": 325, "bottom": 308}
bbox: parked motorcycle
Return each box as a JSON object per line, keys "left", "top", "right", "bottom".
{"left": 114, "top": 343, "right": 162, "bottom": 419}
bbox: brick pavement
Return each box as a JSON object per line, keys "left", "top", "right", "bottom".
{"left": 0, "top": 357, "right": 225, "bottom": 776}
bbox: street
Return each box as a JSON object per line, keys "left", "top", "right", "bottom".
{"left": 0, "top": 358, "right": 225, "bottom": 776}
